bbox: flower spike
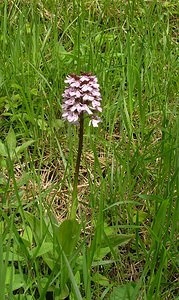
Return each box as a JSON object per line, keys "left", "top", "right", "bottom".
{"left": 62, "top": 72, "right": 102, "bottom": 127}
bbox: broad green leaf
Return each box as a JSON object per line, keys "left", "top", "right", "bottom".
{"left": 58, "top": 44, "right": 68, "bottom": 55}
{"left": 132, "top": 210, "right": 148, "bottom": 223}
{"left": 94, "top": 247, "right": 111, "bottom": 261}
{"left": 15, "top": 140, "right": 35, "bottom": 156}
{"left": 0, "top": 158, "right": 6, "bottom": 169}
{"left": 11, "top": 274, "right": 26, "bottom": 291}
{"left": 104, "top": 223, "right": 116, "bottom": 235}
{"left": 23, "top": 211, "right": 52, "bottom": 243}
{"left": 3, "top": 250, "right": 24, "bottom": 262}
{"left": 21, "top": 226, "right": 33, "bottom": 247}
{"left": 110, "top": 283, "right": 136, "bottom": 300}
{"left": 23, "top": 212, "right": 56, "bottom": 270}
{"left": 30, "top": 242, "right": 53, "bottom": 258}
{"left": 5, "top": 265, "right": 15, "bottom": 285}
{"left": 0, "top": 141, "right": 7, "bottom": 157}
{"left": 6, "top": 127, "right": 16, "bottom": 153}
{"left": 58, "top": 285, "right": 69, "bottom": 299}
{"left": 74, "top": 271, "right": 81, "bottom": 287}
{"left": 39, "top": 277, "right": 54, "bottom": 290}
{"left": 101, "top": 233, "right": 134, "bottom": 248}
{"left": 51, "top": 118, "right": 64, "bottom": 130}
{"left": 92, "top": 273, "right": 109, "bottom": 286}
{"left": 5, "top": 268, "right": 26, "bottom": 292}
{"left": 55, "top": 219, "right": 81, "bottom": 257}
{"left": 42, "top": 256, "right": 56, "bottom": 271}
{"left": 37, "top": 118, "right": 47, "bottom": 130}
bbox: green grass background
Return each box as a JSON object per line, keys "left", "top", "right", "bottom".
{"left": 0, "top": 0, "right": 178, "bottom": 299}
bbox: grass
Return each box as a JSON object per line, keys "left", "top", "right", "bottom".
{"left": 0, "top": 0, "right": 178, "bottom": 299}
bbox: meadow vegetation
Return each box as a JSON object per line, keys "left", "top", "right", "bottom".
{"left": 0, "top": 0, "right": 178, "bottom": 299}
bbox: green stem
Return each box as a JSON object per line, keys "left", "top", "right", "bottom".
{"left": 70, "top": 113, "right": 84, "bottom": 219}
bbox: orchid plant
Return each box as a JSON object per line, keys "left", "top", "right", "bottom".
{"left": 62, "top": 72, "right": 102, "bottom": 219}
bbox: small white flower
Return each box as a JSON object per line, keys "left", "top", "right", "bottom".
{"left": 89, "top": 117, "right": 101, "bottom": 127}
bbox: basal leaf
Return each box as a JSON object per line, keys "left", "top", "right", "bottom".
{"left": 110, "top": 283, "right": 136, "bottom": 300}
{"left": 5, "top": 265, "right": 15, "bottom": 285}
{"left": 30, "top": 242, "right": 53, "bottom": 258}
{"left": 94, "top": 247, "right": 111, "bottom": 261}
{"left": 55, "top": 219, "right": 81, "bottom": 257}
{"left": 21, "top": 225, "right": 33, "bottom": 247}
{"left": 15, "top": 140, "right": 35, "bottom": 156}
{"left": 92, "top": 273, "right": 109, "bottom": 286}
{"left": 11, "top": 274, "right": 26, "bottom": 291}
{"left": 6, "top": 127, "right": 16, "bottom": 153}
{"left": 0, "top": 141, "right": 7, "bottom": 157}
{"left": 101, "top": 233, "right": 134, "bottom": 248}
{"left": 23, "top": 211, "right": 52, "bottom": 243}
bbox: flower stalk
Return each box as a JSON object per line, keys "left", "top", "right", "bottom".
{"left": 62, "top": 72, "right": 102, "bottom": 219}
{"left": 70, "top": 113, "right": 84, "bottom": 219}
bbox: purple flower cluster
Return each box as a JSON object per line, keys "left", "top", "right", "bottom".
{"left": 62, "top": 72, "right": 102, "bottom": 127}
